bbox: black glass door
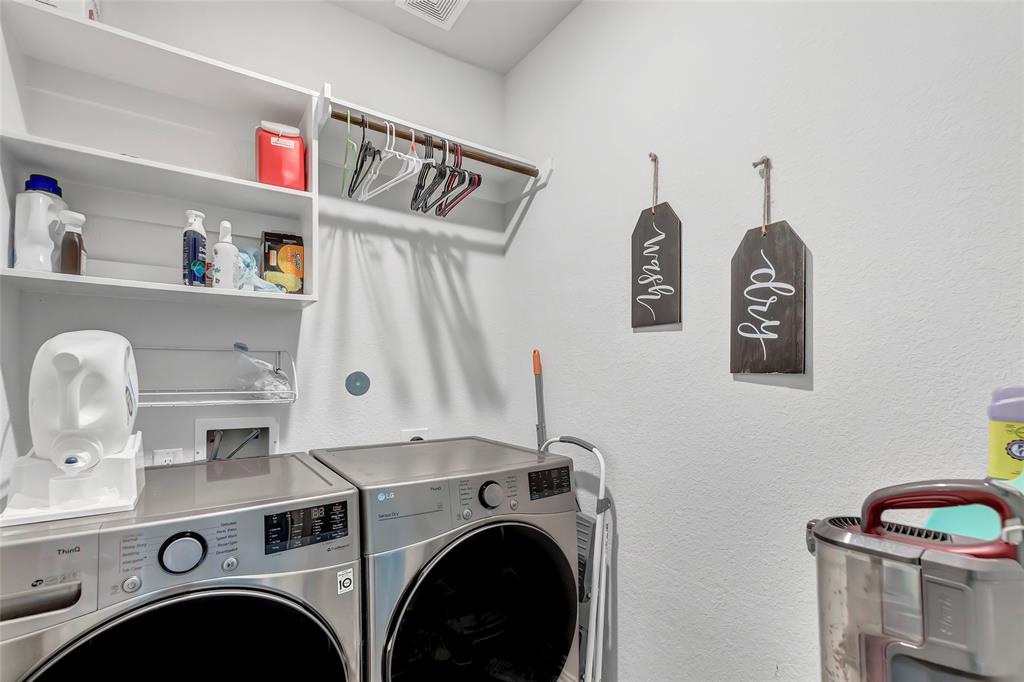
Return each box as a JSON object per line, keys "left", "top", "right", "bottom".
{"left": 30, "top": 590, "right": 347, "bottom": 681}
{"left": 387, "top": 522, "right": 577, "bottom": 682}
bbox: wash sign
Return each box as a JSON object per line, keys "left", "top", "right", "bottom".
{"left": 631, "top": 202, "right": 682, "bottom": 329}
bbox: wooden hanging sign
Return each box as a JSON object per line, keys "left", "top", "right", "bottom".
{"left": 730, "top": 220, "right": 806, "bottom": 373}
{"left": 631, "top": 202, "right": 681, "bottom": 328}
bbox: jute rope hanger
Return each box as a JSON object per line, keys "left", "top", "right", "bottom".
{"left": 649, "top": 152, "right": 659, "bottom": 214}
{"left": 752, "top": 155, "right": 772, "bottom": 236}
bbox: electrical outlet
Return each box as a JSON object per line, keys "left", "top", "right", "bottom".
{"left": 401, "top": 427, "right": 429, "bottom": 442}
{"left": 153, "top": 448, "right": 181, "bottom": 467}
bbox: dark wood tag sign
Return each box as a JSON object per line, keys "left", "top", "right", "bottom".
{"left": 631, "top": 202, "right": 681, "bottom": 328}
{"left": 730, "top": 220, "right": 806, "bottom": 373}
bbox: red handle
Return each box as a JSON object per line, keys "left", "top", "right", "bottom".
{"left": 861, "top": 480, "right": 1019, "bottom": 560}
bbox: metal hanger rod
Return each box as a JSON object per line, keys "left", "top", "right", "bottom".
{"left": 331, "top": 109, "right": 539, "bottom": 178}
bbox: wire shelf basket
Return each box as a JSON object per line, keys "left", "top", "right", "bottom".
{"left": 134, "top": 346, "right": 298, "bottom": 408}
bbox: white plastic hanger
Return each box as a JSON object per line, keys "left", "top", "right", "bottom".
{"left": 359, "top": 123, "right": 422, "bottom": 201}
{"left": 365, "top": 126, "right": 423, "bottom": 199}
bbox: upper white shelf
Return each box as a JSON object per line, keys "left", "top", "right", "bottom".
{"left": 1, "top": 132, "right": 313, "bottom": 220}
{"left": 0, "top": 0, "right": 314, "bottom": 122}
{"left": 0, "top": 269, "right": 316, "bottom": 309}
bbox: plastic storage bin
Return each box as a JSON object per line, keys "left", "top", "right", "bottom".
{"left": 255, "top": 121, "right": 305, "bottom": 191}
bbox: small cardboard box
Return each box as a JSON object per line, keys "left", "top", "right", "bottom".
{"left": 261, "top": 232, "right": 304, "bottom": 294}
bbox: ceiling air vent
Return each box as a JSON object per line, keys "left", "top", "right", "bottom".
{"left": 395, "top": 0, "right": 469, "bottom": 31}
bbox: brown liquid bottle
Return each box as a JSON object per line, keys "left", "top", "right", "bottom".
{"left": 58, "top": 210, "right": 86, "bottom": 275}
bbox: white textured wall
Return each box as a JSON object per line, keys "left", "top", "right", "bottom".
{"left": 2, "top": 0, "right": 512, "bottom": 464}
{"left": 106, "top": 0, "right": 511, "bottom": 453}
{"left": 499, "top": 2, "right": 1023, "bottom": 680}
{"left": 3, "top": 2, "right": 1022, "bottom": 679}
{"left": 100, "top": 0, "right": 505, "bottom": 145}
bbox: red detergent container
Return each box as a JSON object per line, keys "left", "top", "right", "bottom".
{"left": 256, "top": 121, "right": 306, "bottom": 191}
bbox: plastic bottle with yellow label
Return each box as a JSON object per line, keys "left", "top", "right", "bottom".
{"left": 927, "top": 385, "right": 1024, "bottom": 540}
{"left": 988, "top": 385, "right": 1024, "bottom": 480}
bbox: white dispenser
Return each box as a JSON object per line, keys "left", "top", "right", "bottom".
{"left": 13, "top": 174, "right": 68, "bottom": 271}
{"left": 212, "top": 220, "right": 239, "bottom": 289}
{"left": 1, "top": 331, "right": 145, "bottom": 526}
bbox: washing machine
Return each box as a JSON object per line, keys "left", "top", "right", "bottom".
{"left": 312, "top": 436, "right": 580, "bottom": 682}
{"left": 0, "top": 453, "right": 362, "bottom": 681}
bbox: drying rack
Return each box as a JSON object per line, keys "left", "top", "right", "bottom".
{"left": 134, "top": 346, "right": 298, "bottom": 408}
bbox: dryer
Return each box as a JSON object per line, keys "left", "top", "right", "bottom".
{"left": 0, "top": 453, "right": 361, "bottom": 681}
{"left": 313, "top": 437, "right": 579, "bottom": 682}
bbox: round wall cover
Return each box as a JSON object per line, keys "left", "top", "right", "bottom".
{"left": 345, "top": 371, "right": 370, "bottom": 396}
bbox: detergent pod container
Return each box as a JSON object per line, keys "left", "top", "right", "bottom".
{"left": 807, "top": 479, "right": 1024, "bottom": 682}
{"left": 1, "top": 331, "right": 145, "bottom": 526}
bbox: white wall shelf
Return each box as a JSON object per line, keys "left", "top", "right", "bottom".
{"left": 0, "top": 0, "right": 314, "bottom": 132}
{"left": 1, "top": 0, "right": 321, "bottom": 306}
{"left": 1, "top": 133, "right": 313, "bottom": 220}
{"left": 0, "top": 269, "right": 315, "bottom": 308}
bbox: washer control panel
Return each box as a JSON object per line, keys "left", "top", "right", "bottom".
{"left": 97, "top": 493, "right": 356, "bottom": 609}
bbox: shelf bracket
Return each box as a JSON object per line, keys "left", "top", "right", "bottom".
{"left": 316, "top": 82, "right": 333, "bottom": 136}
{"left": 500, "top": 157, "right": 554, "bottom": 254}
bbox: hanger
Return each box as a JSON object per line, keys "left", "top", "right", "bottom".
{"left": 410, "top": 133, "right": 439, "bottom": 210}
{"left": 348, "top": 117, "right": 379, "bottom": 198}
{"left": 431, "top": 143, "right": 469, "bottom": 215}
{"left": 415, "top": 138, "right": 451, "bottom": 212}
{"left": 340, "top": 110, "right": 359, "bottom": 192}
{"left": 438, "top": 167, "right": 482, "bottom": 218}
{"left": 437, "top": 143, "right": 481, "bottom": 218}
{"left": 422, "top": 141, "right": 468, "bottom": 213}
{"left": 361, "top": 125, "right": 423, "bottom": 201}
{"left": 355, "top": 120, "right": 392, "bottom": 201}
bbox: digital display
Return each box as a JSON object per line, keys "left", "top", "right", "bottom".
{"left": 264, "top": 501, "right": 347, "bottom": 555}
{"left": 528, "top": 466, "right": 572, "bottom": 500}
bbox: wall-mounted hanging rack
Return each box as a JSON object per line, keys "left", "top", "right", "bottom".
{"left": 317, "top": 84, "right": 540, "bottom": 178}
{"left": 315, "top": 84, "right": 551, "bottom": 254}
{"left": 328, "top": 109, "right": 538, "bottom": 178}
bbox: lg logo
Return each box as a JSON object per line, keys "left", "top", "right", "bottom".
{"left": 56, "top": 546, "right": 81, "bottom": 556}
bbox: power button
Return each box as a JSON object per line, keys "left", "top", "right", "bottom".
{"left": 121, "top": 576, "right": 141, "bottom": 593}
{"left": 461, "top": 508, "right": 473, "bottom": 521}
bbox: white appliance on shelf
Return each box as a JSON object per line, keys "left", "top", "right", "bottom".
{"left": 1, "top": 330, "right": 144, "bottom": 527}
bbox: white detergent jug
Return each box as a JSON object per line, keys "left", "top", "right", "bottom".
{"left": 28, "top": 330, "right": 139, "bottom": 474}
{"left": 13, "top": 174, "right": 68, "bottom": 271}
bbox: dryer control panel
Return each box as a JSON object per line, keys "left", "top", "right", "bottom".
{"left": 97, "top": 493, "right": 357, "bottom": 609}
{"left": 450, "top": 464, "right": 575, "bottom": 529}
{"left": 359, "top": 460, "right": 576, "bottom": 554}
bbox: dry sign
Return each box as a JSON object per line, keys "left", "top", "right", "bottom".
{"left": 730, "top": 221, "right": 806, "bottom": 373}
{"left": 631, "top": 202, "right": 681, "bottom": 328}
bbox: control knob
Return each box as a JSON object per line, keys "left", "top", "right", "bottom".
{"left": 479, "top": 482, "right": 505, "bottom": 509}
{"left": 158, "top": 532, "right": 207, "bottom": 574}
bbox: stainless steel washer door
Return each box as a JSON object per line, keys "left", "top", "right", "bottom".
{"left": 385, "top": 522, "right": 577, "bottom": 682}
{"left": 26, "top": 589, "right": 348, "bottom": 681}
